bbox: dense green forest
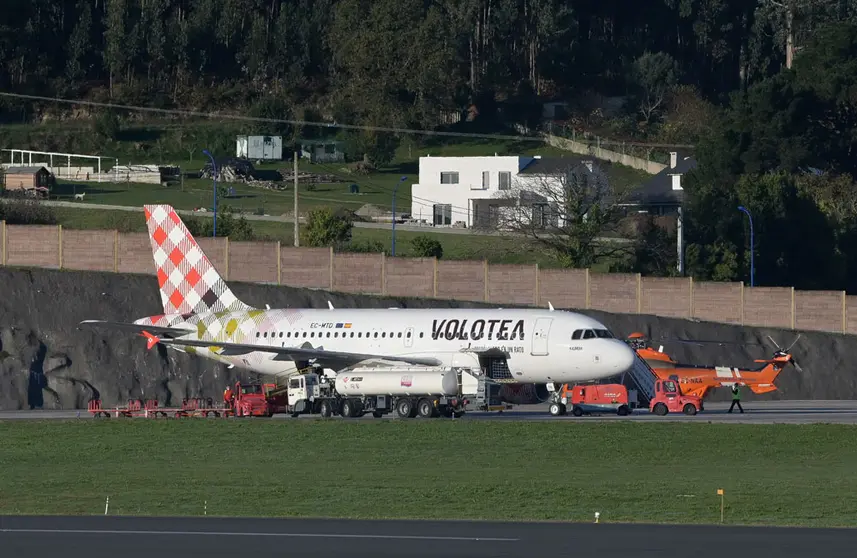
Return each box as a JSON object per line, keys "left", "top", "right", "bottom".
{"left": 1, "top": 1, "right": 857, "bottom": 292}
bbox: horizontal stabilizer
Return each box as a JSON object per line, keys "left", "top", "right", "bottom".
{"left": 750, "top": 384, "right": 778, "bottom": 395}
{"left": 79, "top": 320, "right": 193, "bottom": 338}
{"left": 156, "top": 338, "right": 443, "bottom": 368}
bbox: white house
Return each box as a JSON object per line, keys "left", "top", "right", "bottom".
{"left": 410, "top": 155, "right": 599, "bottom": 229}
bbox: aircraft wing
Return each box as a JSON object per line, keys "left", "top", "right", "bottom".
{"left": 78, "top": 320, "right": 194, "bottom": 338}
{"left": 155, "top": 337, "right": 443, "bottom": 368}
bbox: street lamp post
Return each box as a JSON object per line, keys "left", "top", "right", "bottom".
{"left": 391, "top": 176, "right": 407, "bottom": 256}
{"left": 738, "top": 205, "right": 754, "bottom": 287}
{"left": 203, "top": 149, "right": 217, "bottom": 237}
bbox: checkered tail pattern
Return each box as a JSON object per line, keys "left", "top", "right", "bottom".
{"left": 143, "top": 204, "right": 253, "bottom": 316}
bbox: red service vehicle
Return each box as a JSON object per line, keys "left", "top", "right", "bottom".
{"left": 550, "top": 383, "right": 631, "bottom": 416}
{"left": 649, "top": 379, "right": 702, "bottom": 416}
{"left": 231, "top": 382, "right": 274, "bottom": 417}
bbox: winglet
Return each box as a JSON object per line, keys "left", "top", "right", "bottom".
{"left": 548, "top": 302, "right": 555, "bottom": 312}
{"left": 140, "top": 331, "right": 160, "bottom": 350}
{"left": 328, "top": 301, "right": 335, "bottom": 310}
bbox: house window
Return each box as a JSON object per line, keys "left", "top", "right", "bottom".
{"left": 499, "top": 171, "right": 511, "bottom": 190}
{"left": 324, "top": 143, "right": 335, "bottom": 154}
{"left": 482, "top": 171, "right": 489, "bottom": 188}
{"left": 440, "top": 172, "right": 459, "bottom": 184}
{"left": 532, "top": 204, "right": 553, "bottom": 228}
{"left": 433, "top": 204, "right": 452, "bottom": 225}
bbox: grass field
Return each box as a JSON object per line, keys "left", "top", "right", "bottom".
{"left": 3, "top": 420, "right": 856, "bottom": 527}
{"left": 49, "top": 206, "right": 623, "bottom": 269}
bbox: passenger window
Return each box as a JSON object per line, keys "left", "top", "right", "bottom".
{"left": 256, "top": 332, "right": 260, "bottom": 338}
{"left": 326, "top": 332, "right": 331, "bottom": 338}
{"left": 350, "top": 332, "right": 355, "bottom": 338}
{"left": 398, "top": 332, "right": 402, "bottom": 338}
{"left": 571, "top": 330, "right": 582, "bottom": 340}
{"left": 263, "top": 332, "right": 268, "bottom": 338}
{"left": 420, "top": 332, "right": 424, "bottom": 338}
{"left": 406, "top": 332, "right": 411, "bottom": 338}
{"left": 583, "top": 330, "right": 596, "bottom": 339}
{"left": 382, "top": 332, "right": 386, "bottom": 338}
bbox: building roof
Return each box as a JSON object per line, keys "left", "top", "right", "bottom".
{"left": 625, "top": 155, "right": 697, "bottom": 206}
{"left": 519, "top": 156, "right": 594, "bottom": 175}
{"left": 4, "top": 166, "right": 48, "bottom": 174}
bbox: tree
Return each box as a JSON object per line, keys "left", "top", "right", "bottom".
{"left": 410, "top": 235, "right": 443, "bottom": 258}
{"left": 630, "top": 51, "right": 680, "bottom": 123}
{"left": 490, "top": 161, "right": 630, "bottom": 268}
{"left": 184, "top": 205, "right": 255, "bottom": 241}
{"left": 301, "top": 207, "right": 353, "bottom": 248}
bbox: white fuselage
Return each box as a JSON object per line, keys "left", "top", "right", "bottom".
{"left": 147, "top": 307, "right": 637, "bottom": 386}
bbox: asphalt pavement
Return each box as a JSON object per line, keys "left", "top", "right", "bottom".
{"left": 3, "top": 400, "right": 857, "bottom": 424}
{"left": 2, "top": 515, "right": 856, "bottom": 558}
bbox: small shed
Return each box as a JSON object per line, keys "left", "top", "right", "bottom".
{"left": 2, "top": 166, "right": 54, "bottom": 191}
{"left": 300, "top": 139, "right": 345, "bottom": 164}
{"left": 236, "top": 135, "right": 283, "bottom": 160}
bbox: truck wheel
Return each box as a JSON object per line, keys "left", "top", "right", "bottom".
{"left": 341, "top": 399, "right": 355, "bottom": 418}
{"left": 417, "top": 398, "right": 434, "bottom": 418}
{"left": 683, "top": 403, "right": 698, "bottom": 416}
{"left": 572, "top": 406, "right": 583, "bottom": 417}
{"left": 320, "top": 400, "right": 332, "bottom": 418}
{"left": 396, "top": 398, "right": 413, "bottom": 418}
{"left": 372, "top": 410, "right": 384, "bottom": 418}
{"left": 653, "top": 403, "right": 668, "bottom": 416}
{"left": 617, "top": 405, "right": 629, "bottom": 416}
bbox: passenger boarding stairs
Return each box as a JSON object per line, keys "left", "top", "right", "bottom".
{"left": 621, "top": 353, "right": 657, "bottom": 407}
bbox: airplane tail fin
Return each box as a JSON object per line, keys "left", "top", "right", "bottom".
{"left": 143, "top": 204, "right": 253, "bottom": 315}
{"left": 747, "top": 354, "right": 792, "bottom": 394}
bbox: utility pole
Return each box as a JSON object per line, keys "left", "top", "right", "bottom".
{"left": 293, "top": 150, "right": 299, "bottom": 247}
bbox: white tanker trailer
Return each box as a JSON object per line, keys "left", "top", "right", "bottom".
{"left": 285, "top": 366, "right": 479, "bottom": 419}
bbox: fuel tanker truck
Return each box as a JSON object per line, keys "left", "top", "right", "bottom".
{"left": 284, "top": 366, "right": 479, "bottom": 419}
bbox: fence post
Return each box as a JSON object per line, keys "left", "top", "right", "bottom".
{"left": 636, "top": 273, "right": 642, "bottom": 314}
{"left": 433, "top": 257, "right": 438, "bottom": 298}
{"left": 1, "top": 220, "right": 5, "bottom": 265}
{"left": 58, "top": 224, "right": 63, "bottom": 269}
{"left": 843, "top": 291, "right": 847, "bottom": 333}
{"left": 113, "top": 230, "right": 119, "bottom": 272}
{"left": 483, "top": 260, "right": 489, "bottom": 302}
{"left": 740, "top": 282, "right": 745, "bottom": 325}
{"left": 790, "top": 287, "right": 795, "bottom": 330}
{"left": 380, "top": 252, "right": 386, "bottom": 295}
{"left": 224, "top": 237, "right": 230, "bottom": 281}
{"left": 688, "top": 276, "right": 694, "bottom": 319}
{"left": 328, "top": 246, "right": 334, "bottom": 290}
{"left": 276, "top": 241, "right": 281, "bottom": 285}
{"left": 585, "top": 268, "right": 591, "bottom": 309}
{"left": 534, "top": 263, "right": 540, "bottom": 306}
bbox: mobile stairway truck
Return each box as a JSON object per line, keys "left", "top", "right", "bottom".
{"left": 283, "top": 366, "right": 481, "bottom": 419}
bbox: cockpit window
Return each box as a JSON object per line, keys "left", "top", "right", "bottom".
{"left": 583, "top": 330, "right": 596, "bottom": 339}
{"left": 594, "top": 329, "right": 613, "bottom": 338}
{"left": 571, "top": 330, "right": 583, "bottom": 340}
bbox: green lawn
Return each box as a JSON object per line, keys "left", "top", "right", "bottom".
{"left": 50, "top": 206, "right": 622, "bottom": 269}
{"left": 2, "top": 420, "right": 856, "bottom": 527}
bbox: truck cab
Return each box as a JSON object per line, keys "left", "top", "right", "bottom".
{"left": 233, "top": 382, "right": 272, "bottom": 417}
{"left": 286, "top": 373, "right": 323, "bottom": 416}
{"left": 650, "top": 379, "right": 702, "bottom": 416}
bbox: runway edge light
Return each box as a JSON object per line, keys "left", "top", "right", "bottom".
{"left": 717, "top": 489, "right": 725, "bottom": 523}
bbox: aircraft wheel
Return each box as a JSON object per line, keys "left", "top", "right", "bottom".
{"left": 396, "top": 398, "right": 413, "bottom": 418}
{"left": 617, "top": 405, "right": 629, "bottom": 416}
{"left": 653, "top": 403, "right": 668, "bottom": 416}
{"left": 572, "top": 406, "right": 583, "bottom": 417}
{"left": 683, "top": 403, "right": 698, "bottom": 416}
{"left": 549, "top": 403, "right": 565, "bottom": 416}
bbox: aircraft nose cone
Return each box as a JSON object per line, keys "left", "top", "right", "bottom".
{"left": 614, "top": 341, "right": 636, "bottom": 373}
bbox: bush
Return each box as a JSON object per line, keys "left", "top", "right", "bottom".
{"left": 301, "top": 207, "right": 353, "bottom": 248}
{"left": 184, "top": 205, "right": 255, "bottom": 241}
{"left": 0, "top": 199, "right": 58, "bottom": 225}
{"left": 410, "top": 235, "right": 443, "bottom": 258}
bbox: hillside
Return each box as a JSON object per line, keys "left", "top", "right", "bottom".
{"left": 1, "top": 267, "right": 855, "bottom": 410}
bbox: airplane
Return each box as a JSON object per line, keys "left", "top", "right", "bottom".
{"left": 626, "top": 332, "right": 801, "bottom": 400}
{"left": 78, "top": 204, "right": 637, "bottom": 390}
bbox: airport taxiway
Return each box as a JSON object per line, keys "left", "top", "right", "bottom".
{"left": 2, "top": 400, "right": 857, "bottom": 423}
{"left": 2, "top": 515, "right": 856, "bottom": 558}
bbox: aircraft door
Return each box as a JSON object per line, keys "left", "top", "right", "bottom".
{"left": 405, "top": 327, "right": 414, "bottom": 348}
{"left": 531, "top": 318, "right": 553, "bottom": 356}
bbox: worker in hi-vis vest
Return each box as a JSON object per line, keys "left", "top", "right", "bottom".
{"left": 223, "top": 385, "right": 234, "bottom": 409}
{"left": 728, "top": 384, "right": 744, "bottom": 414}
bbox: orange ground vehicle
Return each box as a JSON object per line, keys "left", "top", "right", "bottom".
{"left": 649, "top": 379, "right": 703, "bottom": 416}
{"left": 627, "top": 333, "right": 801, "bottom": 401}
{"left": 551, "top": 383, "right": 631, "bottom": 416}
